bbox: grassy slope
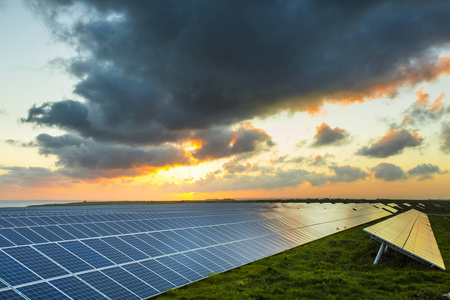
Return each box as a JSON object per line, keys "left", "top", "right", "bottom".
{"left": 155, "top": 215, "right": 450, "bottom": 300}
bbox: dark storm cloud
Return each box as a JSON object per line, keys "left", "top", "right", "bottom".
{"left": 371, "top": 163, "right": 405, "bottom": 182}
{"left": 441, "top": 122, "right": 450, "bottom": 153}
{"left": 311, "top": 123, "right": 349, "bottom": 147}
{"left": 22, "top": 100, "right": 181, "bottom": 145}
{"left": 24, "top": 0, "right": 450, "bottom": 146}
{"left": 357, "top": 129, "right": 423, "bottom": 158}
{"left": 35, "top": 133, "right": 189, "bottom": 170}
{"left": 407, "top": 163, "right": 446, "bottom": 180}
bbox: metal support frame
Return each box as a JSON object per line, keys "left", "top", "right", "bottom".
{"left": 373, "top": 242, "right": 385, "bottom": 264}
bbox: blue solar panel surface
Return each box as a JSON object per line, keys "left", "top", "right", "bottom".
{"left": 0, "top": 202, "right": 395, "bottom": 299}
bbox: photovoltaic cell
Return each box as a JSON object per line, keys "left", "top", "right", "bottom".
{"left": 140, "top": 259, "right": 190, "bottom": 286}
{"left": 135, "top": 234, "right": 177, "bottom": 255}
{"left": 13, "top": 228, "right": 47, "bottom": 244}
{"left": 0, "top": 229, "right": 31, "bottom": 246}
{"left": 59, "top": 225, "right": 89, "bottom": 239}
{"left": 71, "top": 224, "right": 101, "bottom": 237}
{"left": 4, "top": 219, "right": 27, "bottom": 227}
{"left": 102, "top": 237, "right": 148, "bottom": 260}
{"left": 150, "top": 232, "right": 189, "bottom": 252}
{"left": 122, "top": 263, "right": 175, "bottom": 292}
{"left": 44, "top": 226, "right": 75, "bottom": 240}
{"left": 157, "top": 256, "right": 203, "bottom": 281}
{"left": 0, "top": 235, "right": 14, "bottom": 248}
{"left": 0, "top": 289, "right": 25, "bottom": 300}
{"left": 171, "top": 253, "right": 211, "bottom": 277}
{"left": 3, "top": 247, "right": 68, "bottom": 279}
{"left": 59, "top": 241, "right": 114, "bottom": 268}
{"left": 119, "top": 235, "right": 164, "bottom": 258}
{"left": 30, "top": 227, "right": 62, "bottom": 242}
{"left": 82, "top": 239, "right": 132, "bottom": 264}
{"left": 34, "top": 243, "right": 93, "bottom": 273}
{"left": 50, "top": 276, "right": 109, "bottom": 299}
{"left": 77, "top": 271, "right": 139, "bottom": 300}
{"left": 101, "top": 267, "right": 159, "bottom": 298}
{"left": 0, "top": 251, "right": 41, "bottom": 286}
{"left": 184, "top": 250, "right": 223, "bottom": 273}
{"left": 18, "top": 282, "right": 69, "bottom": 300}
{"left": 0, "top": 219, "right": 13, "bottom": 228}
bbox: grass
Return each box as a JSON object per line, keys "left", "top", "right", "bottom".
{"left": 154, "top": 214, "right": 450, "bottom": 300}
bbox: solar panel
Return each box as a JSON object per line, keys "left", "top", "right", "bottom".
{"left": 363, "top": 209, "right": 445, "bottom": 270}
{"left": 50, "top": 276, "right": 109, "bottom": 299}
{"left": 77, "top": 271, "right": 139, "bottom": 300}
{"left": 0, "top": 288, "right": 25, "bottom": 299}
{"left": 0, "top": 202, "right": 393, "bottom": 299}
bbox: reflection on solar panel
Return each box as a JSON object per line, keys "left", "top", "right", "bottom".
{"left": 0, "top": 202, "right": 394, "bottom": 299}
{"left": 364, "top": 209, "right": 445, "bottom": 270}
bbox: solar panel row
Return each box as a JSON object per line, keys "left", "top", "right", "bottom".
{"left": 364, "top": 209, "right": 445, "bottom": 270}
{"left": 0, "top": 202, "right": 394, "bottom": 299}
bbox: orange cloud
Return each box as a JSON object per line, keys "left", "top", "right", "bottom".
{"left": 300, "top": 54, "right": 450, "bottom": 114}
{"left": 357, "top": 128, "right": 423, "bottom": 158}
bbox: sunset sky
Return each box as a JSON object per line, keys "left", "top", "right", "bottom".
{"left": 1, "top": 0, "right": 450, "bottom": 201}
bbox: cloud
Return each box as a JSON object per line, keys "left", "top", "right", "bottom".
{"left": 357, "top": 129, "right": 423, "bottom": 158}
{"left": 327, "top": 165, "right": 369, "bottom": 183}
{"left": 23, "top": 1, "right": 450, "bottom": 145}
{"left": 182, "top": 169, "right": 311, "bottom": 193}
{"left": 441, "top": 122, "right": 450, "bottom": 153}
{"left": 13, "top": 1, "right": 450, "bottom": 184}
{"left": 302, "top": 165, "right": 369, "bottom": 187}
{"left": 0, "top": 166, "right": 68, "bottom": 187}
{"left": 222, "top": 159, "right": 259, "bottom": 174}
{"left": 173, "top": 163, "right": 368, "bottom": 192}
{"left": 402, "top": 87, "right": 447, "bottom": 126}
{"left": 407, "top": 163, "right": 446, "bottom": 180}
{"left": 5, "top": 139, "right": 37, "bottom": 148}
{"left": 35, "top": 133, "right": 188, "bottom": 171}
{"left": 309, "top": 153, "right": 331, "bottom": 167}
{"left": 311, "top": 123, "right": 350, "bottom": 147}
{"left": 0, "top": 108, "right": 5, "bottom": 115}
{"left": 371, "top": 163, "right": 405, "bottom": 182}
{"left": 191, "top": 124, "right": 273, "bottom": 160}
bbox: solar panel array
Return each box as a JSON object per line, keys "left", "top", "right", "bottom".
{"left": 0, "top": 202, "right": 395, "bottom": 299}
{"left": 364, "top": 209, "right": 445, "bottom": 270}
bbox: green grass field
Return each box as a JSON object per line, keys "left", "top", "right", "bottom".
{"left": 154, "top": 214, "right": 450, "bottom": 300}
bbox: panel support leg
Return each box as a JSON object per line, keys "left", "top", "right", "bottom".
{"left": 373, "top": 242, "right": 385, "bottom": 264}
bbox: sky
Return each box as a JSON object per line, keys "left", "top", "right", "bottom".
{"left": 1, "top": 0, "right": 450, "bottom": 201}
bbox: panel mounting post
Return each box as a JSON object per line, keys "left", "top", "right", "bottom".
{"left": 373, "top": 241, "right": 385, "bottom": 264}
